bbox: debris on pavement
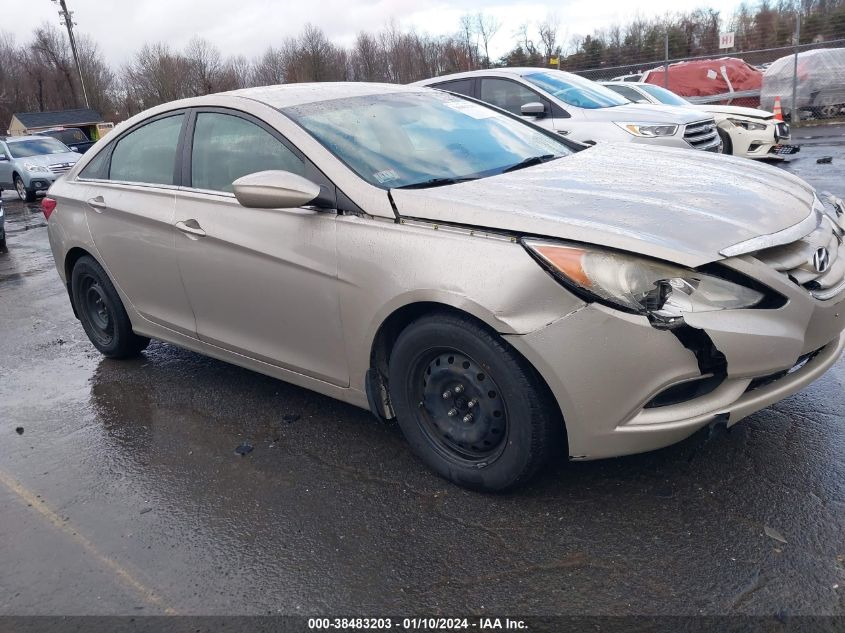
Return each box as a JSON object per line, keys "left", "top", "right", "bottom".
{"left": 15, "top": 427, "right": 24, "bottom": 435}
{"left": 817, "top": 156, "right": 833, "bottom": 164}
{"left": 139, "top": 507, "right": 152, "bottom": 515}
{"left": 235, "top": 442, "right": 254, "bottom": 456}
{"left": 764, "top": 525, "right": 788, "bottom": 544}
{"left": 283, "top": 413, "right": 301, "bottom": 423}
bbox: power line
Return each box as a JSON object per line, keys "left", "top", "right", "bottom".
{"left": 52, "top": 0, "right": 90, "bottom": 108}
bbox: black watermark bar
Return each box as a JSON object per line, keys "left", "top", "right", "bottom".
{"left": 1, "top": 617, "right": 845, "bottom": 633}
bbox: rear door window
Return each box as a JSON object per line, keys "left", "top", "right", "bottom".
{"left": 109, "top": 114, "right": 185, "bottom": 185}
{"left": 431, "top": 78, "right": 475, "bottom": 98}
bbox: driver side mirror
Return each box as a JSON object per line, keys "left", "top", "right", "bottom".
{"left": 521, "top": 102, "right": 546, "bottom": 117}
{"left": 0, "top": 155, "right": 8, "bottom": 162}
{"left": 233, "top": 170, "right": 320, "bottom": 209}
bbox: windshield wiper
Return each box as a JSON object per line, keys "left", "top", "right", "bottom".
{"left": 394, "top": 176, "right": 479, "bottom": 190}
{"left": 502, "top": 154, "right": 558, "bottom": 173}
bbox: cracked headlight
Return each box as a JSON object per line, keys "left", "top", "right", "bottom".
{"left": 727, "top": 118, "right": 767, "bottom": 131}
{"left": 523, "top": 240, "right": 765, "bottom": 325}
{"left": 615, "top": 122, "right": 678, "bottom": 137}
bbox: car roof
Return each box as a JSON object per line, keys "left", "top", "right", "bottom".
{"left": 5, "top": 135, "right": 49, "bottom": 142}
{"left": 223, "top": 82, "right": 427, "bottom": 109}
{"left": 413, "top": 67, "right": 564, "bottom": 85}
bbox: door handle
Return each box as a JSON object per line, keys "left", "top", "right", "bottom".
{"left": 87, "top": 196, "right": 107, "bottom": 211}
{"left": 175, "top": 219, "right": 206, "bottom": 237}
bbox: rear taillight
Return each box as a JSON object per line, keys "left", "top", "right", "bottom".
{"left": 42, "top": 197, "right": 57, "bottom": 220}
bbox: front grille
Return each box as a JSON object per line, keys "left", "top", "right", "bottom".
{"left": 48, "top": 163, "right": 73, "bottom": 176}
{"left": 754, "top": 213, "right": 845, "bottom": 300}
{"left": 684, "top": 119, "right": 720, "bottom": 151}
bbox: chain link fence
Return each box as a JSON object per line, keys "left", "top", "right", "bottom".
{"left": 568, "top": 38, "right": 845, "bottom": 124}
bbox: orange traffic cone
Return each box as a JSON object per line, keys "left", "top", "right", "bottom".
{"left": 773, "top": 96, "right": 784, "bottom": 121}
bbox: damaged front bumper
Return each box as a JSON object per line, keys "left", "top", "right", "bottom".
{"left": 505, "top": 255, "right": 845, "bottom": 460}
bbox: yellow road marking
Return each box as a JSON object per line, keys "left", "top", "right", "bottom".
{"left": 0, "top": 469, "right": 177, "bottom": 614}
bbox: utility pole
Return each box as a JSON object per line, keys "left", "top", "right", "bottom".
{"left": 791, "top": 10, "right": 801, "bottom": 125}
{"left": 52, "top": 0, "right": 90, "bottom": 108}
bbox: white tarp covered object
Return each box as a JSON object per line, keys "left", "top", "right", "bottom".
{"left": 761, "top": 47, "right": 845, "bottom": 118}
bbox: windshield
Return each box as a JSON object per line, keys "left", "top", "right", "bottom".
{"left": 523, "top": 72, "right": 630, "bottom": 109}
{"left": 283, "top": 91, "right": 572, "bottom": 189}
{"left": 638, "top": 84, "right": 691, "bottom": 106}
{"left": 48, "top": 129, "right": 88, "bottom": 144}
{"left": 7, "top": 138, "right": 71, "bottom": 158}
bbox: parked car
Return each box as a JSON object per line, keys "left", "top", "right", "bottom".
{"left": 0, "top": 136, "right": 81, "bottom": 202}
{"left": 414, "top": 68, "right": 722, "bottom": 152}
{"left": 761, "top": 48, "right": 845, "bottom": 119}
{"left": 44, "top": 83, "right": 845, "bottom": 490}
{"left": 601, "top": 81, "right": 797, "bottom": 159}
{"left": 36, "top": 127, "right": 96, "bottom": 154}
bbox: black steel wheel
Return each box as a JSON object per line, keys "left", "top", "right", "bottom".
{"left": 71, "top": 255, "right": 150, "bottom": 358}
{"left": 388, "top": 312, "right": 563, "bottom": 491}
{"left": 79, "top": 274, "right": 115, "bottom": 347}
{"left": 416, "top": 350, "right": 509, "bottom": 463}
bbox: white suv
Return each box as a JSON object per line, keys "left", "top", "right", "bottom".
{"left": 414, "top": 68, "right": 722, "bottom": 152}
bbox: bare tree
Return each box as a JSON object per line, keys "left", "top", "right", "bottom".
{"left": 252, "top": 46, "right": 286, "bottom": 86}
{"left": 458, "top": 14, "right": 477, "bottom": 69}
{"left": 184, "top": 37, "right": 224, "bottom": 96}
{"left": 475, "top": 12, "right": 501, "bottom": 68}
{"left": 538, "top": 13, "right": 561, "bottom": 62}
{"left": 31, "top": 24, "right": 79, "bottom": 107}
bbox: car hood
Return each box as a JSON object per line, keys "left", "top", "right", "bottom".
{"left": 693, "top": 104, "right": 774, "bottom": 119}
{"left": 15, "top": 151, "right": 81, "bottom": 167}
{"left": 389, "top": 144, "right": 815, "bottom": 268}
{"left": 582, "top": 103, "right": 708, "bottom": 124}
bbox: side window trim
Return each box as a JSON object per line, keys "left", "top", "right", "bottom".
{"left": 182, "top": 106, "right": 341, "bottom": 209}
{"left": 434, "top": 78, "right": 478, "bottom": 99}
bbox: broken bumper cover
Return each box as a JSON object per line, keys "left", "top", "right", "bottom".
{"left": 506, "top": 272, "right": 845, "bottom": 460}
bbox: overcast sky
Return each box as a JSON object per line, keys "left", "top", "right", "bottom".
{"left": 8, "top": 0, "right": 742, "bottom": 65}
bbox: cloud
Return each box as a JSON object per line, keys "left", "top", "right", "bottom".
{"left": 6, "top": 0, "right": 741, "bottom": 65}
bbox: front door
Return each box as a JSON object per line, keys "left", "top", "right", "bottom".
{"left": 174, "top": 110, "right": 348, "bottom": 386}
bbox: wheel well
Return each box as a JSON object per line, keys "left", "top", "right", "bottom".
{"left": 64, "top": 247, "right": 94, "bottom": 318}
{"left": 367, "top": 302, "right": 566, "bottom": 452}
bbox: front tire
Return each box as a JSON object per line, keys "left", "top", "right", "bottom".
{"left": 13, "top": 175, "right": 35, "bottom": 203}
{"left": 71, "top": 256, "right": 149, "bottom": 358}
{"left": 717, "top": 128, "right": 733, "bottom": 155}
{"left": 388, "top": 312, "right": 561, "bottom": 491}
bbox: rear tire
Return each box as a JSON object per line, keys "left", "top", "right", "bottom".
{"left": 13, "top": 175, "right": 35, "bottom": 203}
{"left": 71, "top": 255, "right": 149, "bottom": 358}
{"left": 717, "top": 128, "right": 733, "bottom": 155}
{"left": 388, "top": 312, "right": 561, "bottom": 491}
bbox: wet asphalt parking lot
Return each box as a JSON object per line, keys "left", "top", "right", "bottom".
{"left": 1, "top": 126, "right": 845, "bottom": 621}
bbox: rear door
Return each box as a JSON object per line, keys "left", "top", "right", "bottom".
{"left": 173, "top": 109, "right": 348, "bottom": 386}
{"left": 80, "top": 111, "right": 197, "bottom": 337}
